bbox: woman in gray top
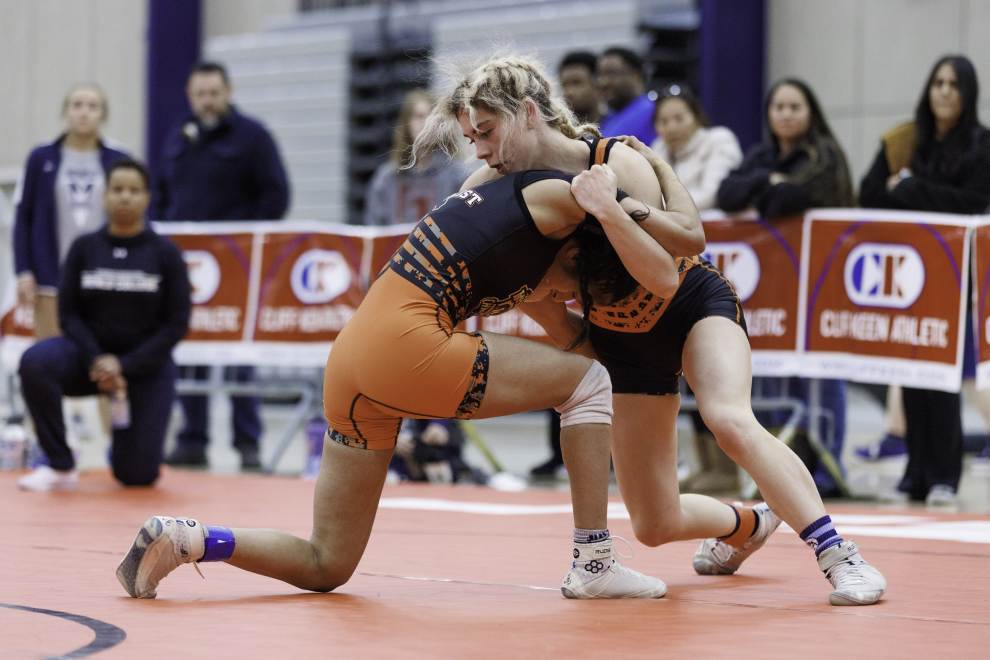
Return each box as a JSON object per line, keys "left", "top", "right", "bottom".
{"left": 12, "top": 83, "right": 129, "bottom": 337}
{"left": 362, "top": 89, "right": 471, "bottom": 226}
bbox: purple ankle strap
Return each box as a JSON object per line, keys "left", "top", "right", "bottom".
{"left": 201, "top": 525, "right": 235, "bottom": 562}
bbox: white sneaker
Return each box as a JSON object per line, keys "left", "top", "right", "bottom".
{"left": 116, "top": 516, "right": 206, "bottom": 598}
{"left": 817, "top": 541, "right": 886, "bottom": 605}
{"left": 877, "top": 488, "right": 910, "bottom": 504}
{"left": 17, "top": 466, "right": 79, "bottom": 492}
{"left": 925, "top": 485, "right": 958, "bottom": 510}
{"left": 560, "top": 537, "right": 666, "bottom": 599}
{"left": 693, "top": 502, "right": 781, "bottom": 575}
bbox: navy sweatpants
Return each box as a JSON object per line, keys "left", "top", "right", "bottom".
{"left": 19, "top": 337, "right": 177, "bottom": 486}
{"left": 177, "top": 365, "right": 261, "bottom": 450}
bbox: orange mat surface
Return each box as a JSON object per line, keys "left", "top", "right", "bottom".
{"left": 2, "top": 469, "right": 988, "bottom": 659}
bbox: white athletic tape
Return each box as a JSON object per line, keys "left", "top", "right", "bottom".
{"left": 555, "top": 361, "right": 612, "bottom": 427}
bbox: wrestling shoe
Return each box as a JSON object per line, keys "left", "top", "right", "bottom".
{"left": 817, "top": 541, "right": 886, "bottom": 605}
{"left": 693, "top": 502, "right": 781, "bottom": 575}
{"left": 116, "top": 516, "right": 205, "bottom": 598}
{"left": 17, "top": 466, "right": 78, "bottom": 492}
{"left": 561, "top": 537, "right": 666, "bottom": 599}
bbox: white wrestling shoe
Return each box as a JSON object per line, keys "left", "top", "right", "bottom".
{"left": 17, "top": 466, "right": 79, "bottom": 492}
{"left": 693, "top": 502, "right": 782, "bottom": 575}
{"left": 817, "top": 541, "right": 886, "bottom": 605}
{"left": 116, "top": 516, "right": 205, "bottom": 598}
{"left": 561, "top": 537, "right": 666, "bottom": 599}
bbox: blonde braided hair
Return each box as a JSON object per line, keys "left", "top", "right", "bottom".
{"left": 412, "top": 54, "right": 601, "bottom": 167}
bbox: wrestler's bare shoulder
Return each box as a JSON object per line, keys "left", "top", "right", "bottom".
{"left": 460, "top": 163, "right": 501, "bottom": 191}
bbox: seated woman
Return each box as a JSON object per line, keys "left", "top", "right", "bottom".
{"left": 362, "top": 88, "right": 471, "bottom": 226}
{"left": 525, "top": 148, "right": 886, "bottom": 606}
{"left": 717, "top": 78, "right": 855, "bottom": 497}
{"left": 17, "top": 159, "right": 191, "bottom": 491}
{"left": 651, "top": 84, "right": 742, "bottom": 211}
{"left": 115, "top": 165, "right": 677, "bottom": 601}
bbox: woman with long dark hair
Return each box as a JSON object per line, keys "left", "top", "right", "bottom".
{"left": 860, "top": 55, "right": 990, "bottom": 507}
{"left": 718, "top": 78, "right": 854, "bottom": 217}
{"left": 718, "top": 78, "right": 855, "bottom": 497}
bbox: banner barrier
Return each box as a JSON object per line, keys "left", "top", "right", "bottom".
{"left": 798, "top": 209, "right": 972, "bottom": 393}
{"left": 973, "top": 221, "right": 990, "bottom": 389}
{"left": 701, "top": 214, "right": 804, "bottom": 376}
{"left": 3, "top": 212, "right": 990, "bottom": 390}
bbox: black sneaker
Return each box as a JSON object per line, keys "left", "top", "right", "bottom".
{"left": 164, "top": 445, "right": 208, "bottom": 468}
{"left": 530, "top": 456, "right": 565, "bottom": 478}
{"left": 238, "top": 446, "right": 262, "bottom": 472}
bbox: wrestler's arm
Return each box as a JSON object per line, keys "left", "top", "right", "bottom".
{"left": 519, "top": 298, "right": 596, "bottom": 359}
{"left": 523, "top": 175, "right": 679, "bottom": 299}
{"left": 608, "top": 138, "right": 706, "bottom": 257}
{"left": 570, "top": 166, "right": 680, "bottom": 299}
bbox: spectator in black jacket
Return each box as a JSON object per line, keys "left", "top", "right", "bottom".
{"left": 152, "top": 61, "right": 290, "bottom": 471}
{"left": 17, "top": 159, "right": 191, "bottom": 491}
{"left": 718, "top": 78, "right": 854, "bottom": 217}
{"left": 718, "top": 79, "right": 855, "bottom": 497}
{"left": 860, "top": 55, "right": 990, "bottom": 508}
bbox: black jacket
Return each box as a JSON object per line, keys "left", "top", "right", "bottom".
{"left": 717, "top": 139, "right": 851, "bottom": 219}
{"left": 152, "top": 106, "right": 290, "bottom": 221}
{"left": 859, "top": 126, "right": 990, "bottom": 213}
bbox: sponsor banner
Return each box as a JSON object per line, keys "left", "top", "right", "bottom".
{"left": 0, "top": 303, "right": 33, "bottom": 340}
{"left": 0, "top": 285, "right": 32, "bottom": 369}
{"left": 3, "top": 214, "right": 980, "bottom": 380}
{"left": 168, "top": 233, "right": 254, "bottom": 341}
{"left": 800, "top": 209, "right": 972, "bottom": 392}
{"left": 253, "top": 231, "right": 366, "bottom": 343}
{"left": 701, "top": 214, "right": 805, "bottom": 375}
{"left": 973, "top": 222, "right": 990, "bottom": 389}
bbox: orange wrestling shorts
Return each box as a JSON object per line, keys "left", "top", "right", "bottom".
{"left": 322, "top": 269, "right": 488, "bottom": 450}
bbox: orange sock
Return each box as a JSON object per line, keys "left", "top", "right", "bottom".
{"left": 718, "top": 504, "right": 759, "bottom": 548}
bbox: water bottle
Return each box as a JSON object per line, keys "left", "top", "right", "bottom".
{"left": 0, "top": 419, "right": 28, "bottom": 470}
{"left": 26, "top": 433, "right": 48, "bottom": 469}
{"left": 303, "top": 417, "right": 327, "bottom": 479}
{"left": 110, "top": 389, "right": 131, "bottom": 430}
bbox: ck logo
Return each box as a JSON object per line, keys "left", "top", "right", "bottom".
{"left": 843, "top": 243, "right": 924, "bottom": 309}
{"left": 702, "top": 242, "right": 760, "bottom": 302}
{"left": 291, "top": 249, "right": 352, "bottom": 304}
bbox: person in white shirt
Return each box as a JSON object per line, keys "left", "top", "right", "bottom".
{"left": 651, "top": 85, "right": 742, "bottom": 211}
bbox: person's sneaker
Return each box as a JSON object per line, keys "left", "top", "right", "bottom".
{"left": 561, "top": 537, "right": 666, "bottom": 599}
{"left": 530, "top": 456, "right": 565, "bottom": 478}
{"left": 164, "top": 445, "right": 208, "bottom": 468}
{"left": 116, "top": 516, "right": 205, "bottom": 599}
{"left": 817, "top": 541, "right": 886, "bottom": 605}
{"left": 877, "top": 488, "right": 910, "bottom": 504}
{"left": 693, "top": 502, "right": 781, "bottom": 575}
{"left": 238, "top": 446, "right": 262, "bottom": 472}
{"left": 854, "top": 434, "right": 906, "bottom": 461}
{"left": 925, "top": 484, "right": 958, "bottom": 510}
{"left": 17, "top": 466, "right": 79, "bottom": 492}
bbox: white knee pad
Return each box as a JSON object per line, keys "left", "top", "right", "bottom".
{"left": 555, "top": 361, "right": 613, "bottom": 427}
